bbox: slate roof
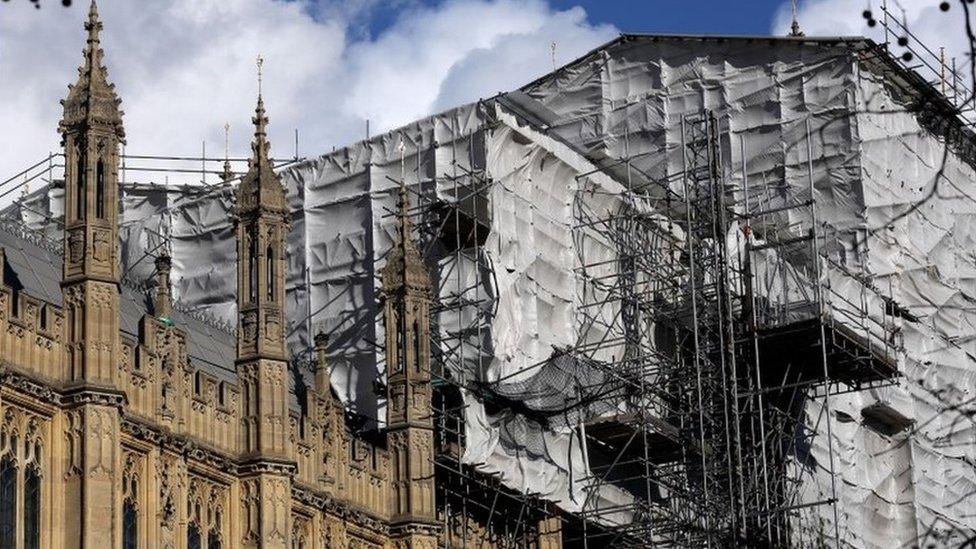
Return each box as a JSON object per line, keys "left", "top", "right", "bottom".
{"left": 0, "top": 218, "right": 238, "bottom": 385}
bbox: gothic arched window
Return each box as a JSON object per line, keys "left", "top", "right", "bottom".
{"left": 291, "top": 518, "right": 309, "bottom": 549}
{"left": 266, "top": 244, "right": 275, "bottom": 302}
{"left": 75, "top": 154, "right": 86, "bottom": 221}
{"left": 0, "top": 454, "right": 15, "bottom": 549}
{"left": 187, "top": 478, "right": 224, "bottom": 549}
{"left": 0, "top": 413, "right": 44, "bottom": 549}
{"left": 187, "top": 523, "right": 201, "bottom": 549}
{"left": 122, "top": 498, "right": 137, "bottom": 549}
{"left": 23, "top": 464, "right": 40, "bottom": 549}
{"left": 207, "top": 508, "right": 222, "bottom": 549}
{"left": 122, "top": 462, "right": 139, "bottom": 549}
{"left": 248, "top": 228, "right": 258, "bottom": 303}
{"left": 95, "top": 159, "right": 106, "bottom": 219}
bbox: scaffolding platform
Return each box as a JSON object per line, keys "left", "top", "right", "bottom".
{"left": 586, "top": 413, "right": 683, "bottom": 467}
{"left": 756, "top": 316, "right": 899, "bottom": 390}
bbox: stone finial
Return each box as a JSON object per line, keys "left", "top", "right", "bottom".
{"left": 381, "top": 139, "right": 429, "bottom": 294}
{"left": 154, "top": 254, "right": 173, "bottom": 321}
{"left": 222, "top": 122, "right": 234, "bottom": 182}
{"left": 314, "top": 331, "right": 332, "bottom": 397}
{"left": 60, "top": 0, "right": 125, "bottom": 142}
{"left": 789, "top": 0, "right": 805, "bottom": 37}
{"left": 235, "top": 56, "right": 286, "bottom": 216}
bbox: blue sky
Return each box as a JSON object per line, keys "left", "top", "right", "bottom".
{"left": 530, "top": 0, "right": 786, "bottom": 35}
{"left": 351, "top": 0, "right": 791, "bottom": 39}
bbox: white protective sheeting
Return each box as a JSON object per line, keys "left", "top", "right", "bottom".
{"left": 794, "top": 61, "right": 976, "bottom": 546}
{"left": 461, "top": 116, "right": 636, "bottom": 517}
{"left": 5, "top": 35, "right": 975, "bottom": 545}
{"left": 516, "top": 36, "right": 976, "bottom": 545}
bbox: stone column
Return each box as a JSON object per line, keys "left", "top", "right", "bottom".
{"left": 62, "top": 394, "right": 123, "bottom": 548}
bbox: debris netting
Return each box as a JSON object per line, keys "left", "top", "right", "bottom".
{"left": 5, "top": 35, "right": 975, "bottom": 544}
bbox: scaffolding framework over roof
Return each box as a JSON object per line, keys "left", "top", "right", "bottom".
{"left": 3, "top": 21, "right": 976, "bottom": 547}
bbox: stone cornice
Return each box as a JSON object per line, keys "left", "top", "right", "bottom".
{"left": 0, "top": 365, "right": 63, "bottom": 406}
{"left": 389, "top": 521, "right": 442, "bottom": 537}
{"left": 0, "top": 364, "right": 126, "bottom": 409}
{"left": 291, "top": 483, "right": 390, "bottom": 534}
{"left": 238, "top": 457, "right": 297, "bottom": 477}
{"left": 62, "top": 385, "right": 127, "bottom": 408}
{"left": 120, "top": 415, "right": 241, "bottom": 474}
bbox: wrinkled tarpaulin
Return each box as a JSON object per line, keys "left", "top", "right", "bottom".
{"left": 6, "top": 35, "right": 976, "bottom": 545}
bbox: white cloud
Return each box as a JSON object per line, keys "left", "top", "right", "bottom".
{"left": 773, "top": 0, "right": 974, "bottom": 93}
{"left": 0, "top": 0, "right": 616, "bottom": 192}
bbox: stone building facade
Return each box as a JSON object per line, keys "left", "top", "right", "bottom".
{"left": 0, "top": 3, "right": 562, "bottom": 548}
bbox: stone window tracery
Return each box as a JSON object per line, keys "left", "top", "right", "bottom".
{"left": 291, "top": 515, "right": 310, "bottom": 549}
{"left": 187, "top": 476, "right": 226, "bottom": 549}
{"left": 0, "top": 408, "right": 44, "bottom": 549}
{"left": 122, "top": 452, "right": 140, "bottom": 549}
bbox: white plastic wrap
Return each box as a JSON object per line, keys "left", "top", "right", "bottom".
{"left": 6, "top": 34, "right": 975, "bottom": 545}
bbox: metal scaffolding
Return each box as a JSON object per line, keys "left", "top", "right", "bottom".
{"left": 8, "top": 11, "right": 970, "bottom": 540}
{"left": 0, "top": 106, "right": 909, "bottom": 549}
{"left": 550, "top": 107, "right": 902, "bottom": 547}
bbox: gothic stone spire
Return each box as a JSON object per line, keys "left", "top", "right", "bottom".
{"left": 57, "top": 6, "right": 127, "bottom": 545}
{"left": 59, "top": 0, "right": 125, "bottom": 389}
{"left": 382, "top": 143, "right": 437, "bottom": 539}
{"left": 235, "top": 57, "right": 285, "bottom": 216}
{"left": 60, "top": 0, "right": 124, "bottom": 142}
{"left": 380, "top": 160, "right": 430, "bottom": 295}
{"left": 232, "top": 62, "right": 294, "bottom": 537}
{"left": 235, "top": 58, "right": 289, "bottom": 364}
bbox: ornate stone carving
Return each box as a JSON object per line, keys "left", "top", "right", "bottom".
{"left": 156, "top": 454, "right": 179, "bottom": 529}
{"left": 242, "top": 311, "right": 258, "bottom": 344}
{"left": 68, "top": 230, "right": 85, "bottom": 264}
{"left": 322, "top": 516, "right": 348, "bottom": 548}
{"left": 267, "top": 476, "right": 289, "bottom": 543}
{"left": 92, "top": 229, "right": 110, "bottom": 263}
{"left": 265, "top": 313, "right": 280, "bottom": 344}
{"left": 90, "top": 283, "right": 114, "bottom": 307}
{"left": 121, "top": 450, "right": 141, "bottom": 509}
{"left": 87, "top": 407, "right": 115, "bottom": 478}
{"left": 292, "top": 515, "right": 310, "bottom": 549}
{"left": 64, "top": 409, "right": 84, "bottom": 478}
{"left": 240, "top": 478, "right": 259, "bottom": 543}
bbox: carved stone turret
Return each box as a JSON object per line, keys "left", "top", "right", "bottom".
{"left": 382, "top": 165, "right": 439, "bottom": 546}
{"left": 235, "top": 89, "right": 288, "bottom": 364}
{"left": 234, "top": 59, "right": 293, "bottom": 549}
{"left": 59, "top": 0, "right": 124, "bottom": 388}
{"left": 58, "top": 3, "right": 125, "bottom": 547}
